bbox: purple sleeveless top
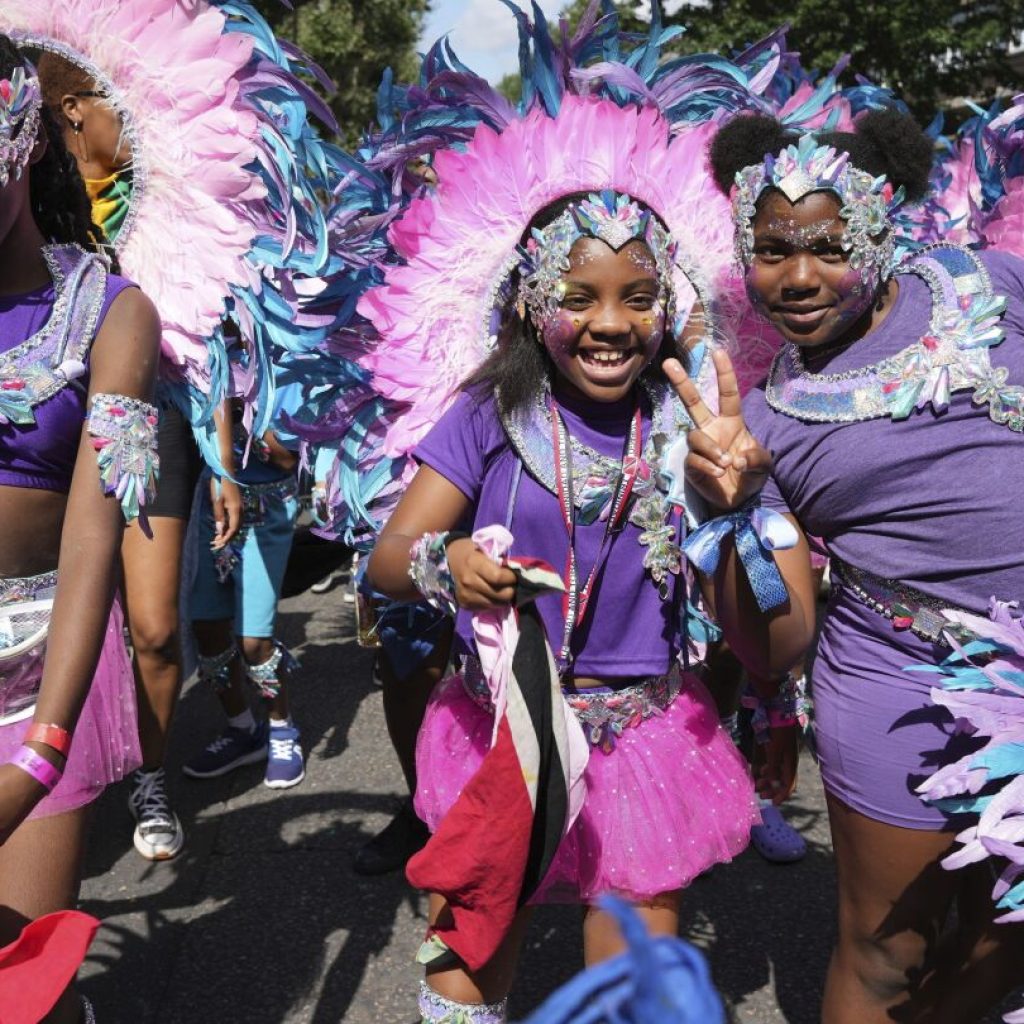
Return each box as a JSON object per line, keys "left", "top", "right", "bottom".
{"left": 0, "top": 269, "right": 136, "bottom": 494}
{"left": 416, "top": 387, "right": 680, "bottom": 678}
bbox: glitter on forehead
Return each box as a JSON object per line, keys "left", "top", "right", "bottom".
{"left": 731, "top": 133, "right": 906, "bottom": 281}
{"left": 0, "top": 68, "right": 42, "bottom": 189}
{"left": 516, "top": 190, "right": 678, "bottom": 333}
{"left": 761, "top": 215, "right": 846, "bottom": 249}
{"left": 627, "top": 246, "right": 658, "bottom": 274}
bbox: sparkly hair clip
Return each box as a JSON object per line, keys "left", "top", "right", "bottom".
{"left": 516, "top": 190, "right": 678, "bottom": 334}
{"left": 731, "top": 134, "right": 906, "bottom": 280}
{"left": 0, "top": 67, "right": 42, "bottom": 189}
{"left": 86, "top": 393, "right": 160, "bottom": 525}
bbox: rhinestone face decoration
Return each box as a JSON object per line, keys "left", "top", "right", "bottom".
{"left": 0, "top": 68, "right": 42, "bottom": 189}
{"left": 516, "top": 191, "right": 678, "bottom": 335}
{"left": 731, "top": 134, "right": 905, "bottom": 281}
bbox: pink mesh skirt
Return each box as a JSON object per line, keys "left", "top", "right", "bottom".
{"left": 0, "top": 584, "right": 140, "bottom": 819}
{"left": 414, "top": 670, "right": 758, "bottom": 904}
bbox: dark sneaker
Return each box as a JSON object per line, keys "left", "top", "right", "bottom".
{"left": 353, "top": 799, "right": 429, "bottom": 876}
{"left": 264, "top": 724, "right": 305, "bottom": 789}
{"left": 182, "top": 722, "right": 268, "bottom": 779}
{"left": 128, "top": 768, "right": 184, "bottom": 861}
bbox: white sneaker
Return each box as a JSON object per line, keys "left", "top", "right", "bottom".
{"left": 128, "top": 768, "right": 185, "bottom": 861}
{"left": 311, "top": 570, "right": 343, "bottom": 594}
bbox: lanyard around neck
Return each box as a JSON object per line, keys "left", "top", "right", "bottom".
{"left": 550, "top": 399, "right": 643, "bottom": 671}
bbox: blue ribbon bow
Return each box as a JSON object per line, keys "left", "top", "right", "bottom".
{"left": 682, "top": 503, "right": 798, "bottom": 613}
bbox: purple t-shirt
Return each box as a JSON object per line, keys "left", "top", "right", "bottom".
{"left": 0, "top": 274, "right": 136, "bottom": 493}
{"left": 415, "top": 387, "right": 679, "bottom": 678}
{"left": 743, "top": 248, "right": 1024, "bottom": 612}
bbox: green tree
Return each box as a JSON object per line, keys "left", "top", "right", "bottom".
{"left": 497, "top": 73, "right": 522, "bottom": 104}
{"left": 559, "top": 0, "right": 646, "bottom": 33}
{"left": 252, "top": 0, "right": 430, "bottom": 144}
{"left": 558, "top": 1, "right": 1024, "bottom": 119}
{"left": 668, "top": 0, "right": 1024, "bottom": 119}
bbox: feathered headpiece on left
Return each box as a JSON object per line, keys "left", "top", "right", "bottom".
{"left": 2, "top": 0, "right": 342, "bottom": 467}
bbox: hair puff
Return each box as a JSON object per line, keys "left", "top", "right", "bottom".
{"left": 708, "top": 115, "right": 794, "bottom": 195}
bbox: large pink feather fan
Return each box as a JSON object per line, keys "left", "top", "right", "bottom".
{"left": 357, "top": 95, "right": 735, "bottom": 460}
{"left": 3, "top": 0, "right": 269, "bottom": 391}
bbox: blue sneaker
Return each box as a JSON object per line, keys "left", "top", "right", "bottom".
{"left": 182, "top": 722, "right": 268, "bottom": 779}
{"left": 265, "top": 724, "right": 305, "bottom": 789}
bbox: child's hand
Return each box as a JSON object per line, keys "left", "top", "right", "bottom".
{"left": 663, "top": 350, "right": 772, "bottom": 511}
{"left": 210, "top": 477, "right": 243, "bottom": 549}
{"left": 446, "top": 537, "right": 518, "bottom": 610}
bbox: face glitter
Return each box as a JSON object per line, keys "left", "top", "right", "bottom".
{"left": 517, "top": 190, "right": 677, "bottom": 334}
{"left": 731, "top": 134, "right": 905, "bottom": 282}
{"left": 760, "top": 216, "right": 844, "bottom": 251}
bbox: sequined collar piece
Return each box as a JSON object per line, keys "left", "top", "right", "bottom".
{"left": 500, "top": 379, "right": 693, "bottom": 596}
{"left": 0, "top": 245, "right": 108, "bottom": 426}
{"left": 765, "top": 244, "right": 1024, "bottom": 432}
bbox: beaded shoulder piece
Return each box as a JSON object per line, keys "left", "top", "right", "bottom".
{"left": 764, "top": 245, "right": 1024, "bottom": 432}
{"left": 500, "top": 380, "right": 693, "bottom": 594}
{"left": 0, "top": 245, "right": 108, "bottom": 426}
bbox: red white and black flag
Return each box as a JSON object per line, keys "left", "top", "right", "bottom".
{"left": 406, "top": 532, "right": 587, "bottom": 972}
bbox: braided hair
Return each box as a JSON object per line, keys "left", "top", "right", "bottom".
{"left": 0, "top": 35, "right": 118, "bottom": 270}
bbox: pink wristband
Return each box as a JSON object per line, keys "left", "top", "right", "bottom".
{"left": 10, "top": 745, "right": 63, "bottom": 791}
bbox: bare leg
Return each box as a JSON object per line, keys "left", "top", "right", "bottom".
{"left": 583, "top": 891, "right": 681, "bottom": 966}
{"left": 122, "top": 517, "right": 187, "bottom": 768}
{"left": 822, "top": 790, "right": 960, "bottom": 1024}
{"left": 423, "top": 892, "right": 533, "bottom": 1005}
{"left": 0, "top": 807, "right": 91, "bottom": 1024}
{"left": 354, "top": 626, "right": 450, "bottom": 876}
{"left": 380, "top": 625, "right": 451, "bottom": 793}
{"left": 895, "top": 864, "right": 1024, "bottom": 1023}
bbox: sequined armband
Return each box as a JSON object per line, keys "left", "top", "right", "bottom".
{"left": 741, "top": 674, "right": 811, "bottom": 744}
{"left": 86, "top": 393, "right": 160, "bottom": 524}
{"left": 408, "top": 531, "right": 460, "bottom": 617}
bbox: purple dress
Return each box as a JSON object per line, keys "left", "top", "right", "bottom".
{"left": 744, "top": 248, "right": 1024, "bottom": 829}
{"left": 411, "top": 383, "right": 758, "bottom": 903}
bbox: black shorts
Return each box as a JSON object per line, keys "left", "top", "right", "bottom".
{"left": 149, "top": 403, "right": 202, "bottom": 519}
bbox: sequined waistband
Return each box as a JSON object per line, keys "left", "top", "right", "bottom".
{"left": 565, "top": 672, "right": 683, "bottom": 751}
{"left": 832, "top": 559, "right": 977, "bottom": 645}
{"left": 0, "top": 571, "right": 57, "bottom": 608}
{"left": 460, "top": 657, "right": 683, "bottom": 752}
{"left": 240, "top": 477, "right": 298, "bottom": 499}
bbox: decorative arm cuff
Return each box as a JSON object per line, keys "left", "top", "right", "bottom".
{"left": 408, "top": 531, "right": 460, "bottom": 617}
{"left": 741, "top": 674, "right": 811, "bottom": 744}
{"left": 682, "top": 500, "right": 797, "bottom": 612}
{"left": 87, "top": 393, "right": 159, "bottom": 525}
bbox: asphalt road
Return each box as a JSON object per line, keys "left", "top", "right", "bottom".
{"left": 77, "top": 576, "right": 1019, "bottom": 1023}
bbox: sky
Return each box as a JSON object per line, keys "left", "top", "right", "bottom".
{"left": 418, "top": 1, "right": 687, "bottom": 83}
{"left": 419, "top": 0, "right": 564, "bottom": 83}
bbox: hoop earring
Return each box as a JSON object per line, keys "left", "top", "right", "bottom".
{"left": 72, "top": 124, "right": 89, "bottom": 164}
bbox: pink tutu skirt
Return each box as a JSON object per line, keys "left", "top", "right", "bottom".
{"left": 415, "top": 669, "right": 758, "bottom": 904}
{"left": 0, "top": 579, "right": 140, "bottom": 820}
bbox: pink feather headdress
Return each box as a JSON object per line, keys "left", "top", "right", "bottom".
{"left": 1, "top": 0, "right": 338, "bottom": 454}
{"left": 357, "top": 94, "right": 735, "bottom": 461}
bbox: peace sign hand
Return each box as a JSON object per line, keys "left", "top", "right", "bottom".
{"left": 663, "top": 349, "right": 773, "bottom": 512}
